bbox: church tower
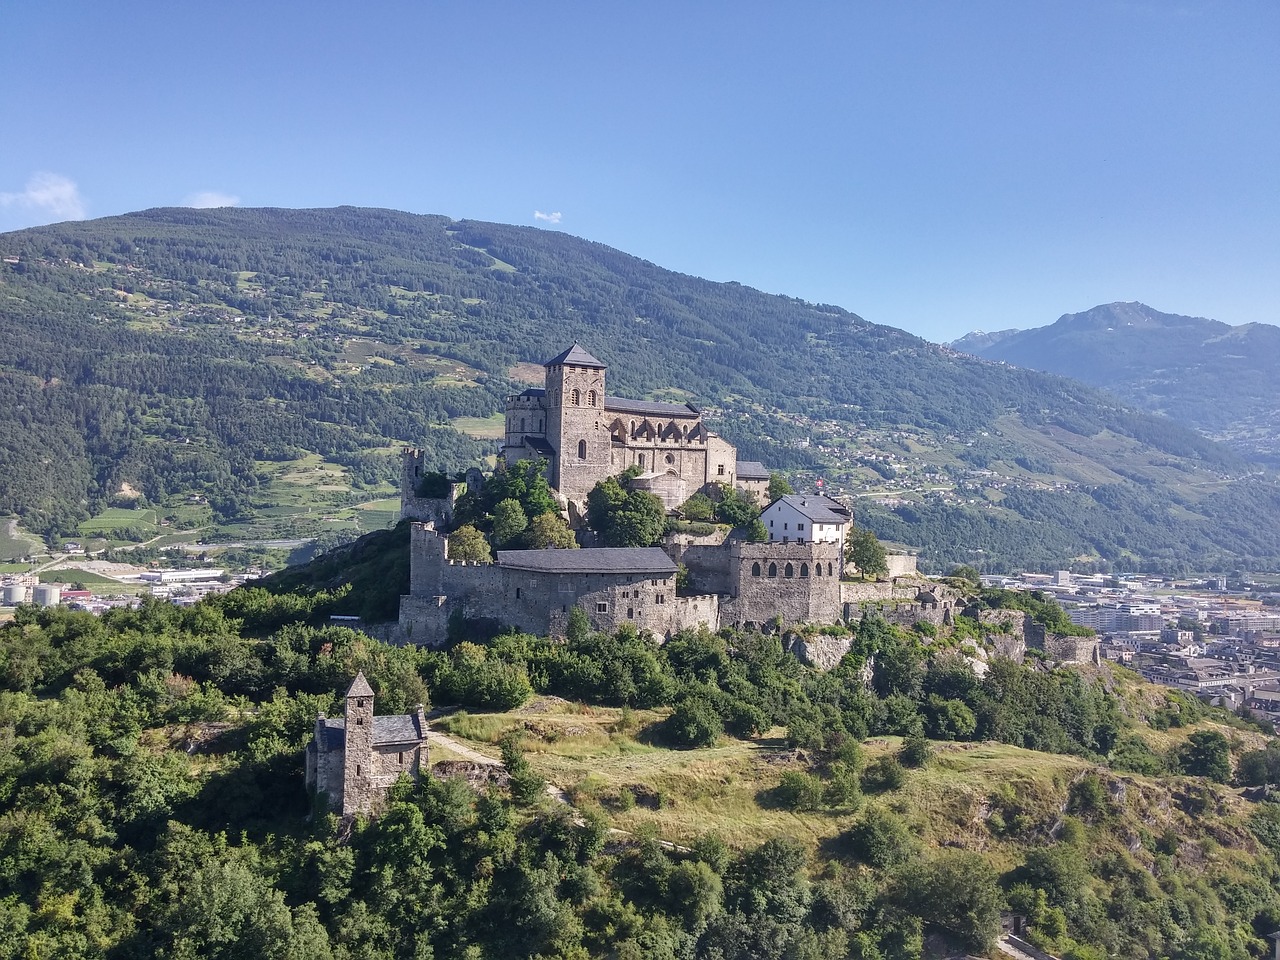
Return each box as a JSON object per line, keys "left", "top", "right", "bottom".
{"left": 543, "top": 344, "right": 609, "bottom": 501}
{"left": 340, "top": 671, "right": 376, "bottom": 815}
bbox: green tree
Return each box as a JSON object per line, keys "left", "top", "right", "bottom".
{"left": 896, "top": 850, "right": 1002, "bottom": 952}
{"left": 523, "top": 511, "right": 577, "bottom": 549}
{"left": 491, "top": 498, "right": 529, "bottom": 548}
{"left": 447, "top": 524, "right": 491, "bottom": 563}
{"left": 767, "top": 473, "right": 794, "bottom": 501}
{"left": 680, "top": 492, "right": 716, "bottom": 522}
{"left": 846, "top": 528, "right": 888, "bottom": 580}
{"left": 1179, "top": 729, "right": 1231, "bottom": 782}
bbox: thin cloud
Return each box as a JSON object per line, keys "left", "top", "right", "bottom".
{"left": 184, "top": 191, "right": 241, "bottom": 209}
{"left": 0, "top": 172, "right": 87, "bottom": 223}
{"left": 534, "top": 210, "right": 562, "bottom": 224}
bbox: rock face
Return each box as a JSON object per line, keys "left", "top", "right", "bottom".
{"left": 786, "top": 631, "right": 854, "bottom": 672}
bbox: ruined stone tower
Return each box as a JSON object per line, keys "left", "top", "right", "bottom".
{"left": 340, "top": 672, "right": 376, "bottom": 815}
{"left": 543, "top": 344, "right": 610, "bottom": 502}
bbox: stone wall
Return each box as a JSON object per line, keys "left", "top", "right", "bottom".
{"left": 1037, "top": 634, "right": 1101, "bottom": 665}
{"left": 720, "top": 541, "right": 843, "bottom": 628}
{"left": 885, "top": 552, "right": 919, "bottom": 578}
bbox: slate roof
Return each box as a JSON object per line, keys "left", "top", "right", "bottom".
{"left": 523, "top": 436, "right": 555, "bottom": 456}
{"left": 316, "top": 713, "right": 427, "bottom": 749}
{"left": 373, "top": 714, "right": 427, "bottom": 745}
{"left": 346, "top": 672, "right": 374, "bottom": 698}
{"left": 518, "top": 388, "right": 546, "bottom": 399}
{"left": 545, "top": 344, "right": 606, "bottom": 369}
{"left": 736, "top": 460, "right": 770, "bottom": 481}
{"left": 496, "top": 546, "right": 677, "bottom": 576}
{"left": 604, "top": 396, "right": 700, "bottom": 418}
{"left": 767, "top": 494, "right": 851, "bottom": 524}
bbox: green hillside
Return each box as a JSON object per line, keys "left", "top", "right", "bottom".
{"left": 3, "top": 590, "right": 1280, "bottom": 958}
{"left": 2, "top": 207, "right": 1278, "bottom": 572}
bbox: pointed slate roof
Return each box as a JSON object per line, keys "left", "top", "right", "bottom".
{"left": 345, "top": 671, "right": 374, "bottom": 699}
{"left": 545, "top": 344, "right": 606, "bottom": 369}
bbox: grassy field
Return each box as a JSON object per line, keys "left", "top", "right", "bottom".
{"left": 450, "top": 414, "right": 506, "bottom": 440}
{"left": 37, "top": 569, "right": 126, "bottom": 587}
{"left": 79, "top": 507, "right": 160, "bottom": 535}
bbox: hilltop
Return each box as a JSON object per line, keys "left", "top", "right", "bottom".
{"left": 3, "top": 587, "right": 1280, "bottom": 958}
{"left": 952, "top": 302, "right": 1280, "bottom": 464}
{"left": 2, "top": 208, "right": 1279, "bottom": 573}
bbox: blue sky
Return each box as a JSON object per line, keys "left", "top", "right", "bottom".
{"left": 2, "top": 2, "right": 1276, "bottom": 342}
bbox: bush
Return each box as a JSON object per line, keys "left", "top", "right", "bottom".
{"left": 775, "top": 771, "right": 825, "bottom": 811}
{"left": 841, "top": 806, "right": 916, "bottom": 868}
{"left": 662, "top": 695, "right": 723, "bottom": 748}
{"left": 862, "top": 755, "right": 906, "bottom": 792}
{"left": 898, "top": 733, "right": 931, "bottom": 768}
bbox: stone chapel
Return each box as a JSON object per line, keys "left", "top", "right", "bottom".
{"left": 305, "top": 672, "right": 429, "bottom": 816}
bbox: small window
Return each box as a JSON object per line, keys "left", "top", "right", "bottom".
{"left": 571, "top": 388, "right": 580, "bottom": 405}
{"left": 801, "top": 563, "right": 809, "bottom": 578}
{"left": 638, "top": 453, "right": 645, "bottom": 468}
{"left": 751, "top": 562, "right": 761, "bottom": 576}
{"left": 398, "top": 751, "right": 405, "bottom": 765}
{"left": 769, "top": 520, "right": 774, "bottom": 527}
{"left": 627, "top": 607, "right": 634, "bottom": 618}
{"left": 356, "top": 764, "right": 362, "bottom": 776}
{"left": 578, "top": 439, "right": 587, "bottom": 460}
{"left": 515, "top": 587, "right": 521, "bottom": 599}
{"left": 665, "top": 453, "right": 675, "bottom": 464}
{"left": 797, "top": 523, "right": 804, "bottom": 531}
{"left": 597, "top": 602, "right": 607, "bottom": 613}
{"left": 657, "top": 594, "right": 665, "bottom": 604}
{"left": 784, "top": 522, "right": 788, "bottom": 530}
{"left": 717, "top": 464, "right": 725, "bottom": 476}
{"left": 768, "top": 562, "right": 778, "bottom": 578}
{"left": 588, "top": 390, "right": 597, "bottom": 406}
{"left": 828, "top": 563, "right": 834, "bottom": 576}
{"left": 814, "top": 564, "right": 822, "bottom": 577}
{"left": 356, "top": 716, "right": 364, "bottom": 726}
{"left": 520, "top": 417, "right": 526, "bottom": 432}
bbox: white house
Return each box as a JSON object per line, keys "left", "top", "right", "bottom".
{"left": 761, "top": 494, "right": 852, "bottom": 553}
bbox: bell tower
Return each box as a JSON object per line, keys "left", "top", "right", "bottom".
{"left": 543, "top": 344, "right": 608, "bottom": 501}
{"left": 341, "top": 671, "right": 376, "bottom": 815}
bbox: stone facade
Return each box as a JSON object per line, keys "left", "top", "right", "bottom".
{"left": 305, "top": 672, "right": 429, "bottom": 816}
{"left": 400, "top": 523, "right": 847, "bottom": 645}
{"left": 500, "top": 345, "right": 749, "bottom": 509}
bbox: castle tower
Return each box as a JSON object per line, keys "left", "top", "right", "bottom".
{"left": 544, "top": 344, "right": 609, "bottom": 502}
{"left": 340, "top": 671, "right": 376, "bottom": 815}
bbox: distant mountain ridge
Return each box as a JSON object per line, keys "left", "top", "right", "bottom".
{"left": 2, "top": 209, "right": 1280, "bottom": 572}
{"left": 951, "top": 302, "right": 1280, "bottom": 462}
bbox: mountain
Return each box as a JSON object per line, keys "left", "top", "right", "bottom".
{"left": 2, "top": 207, "right": 1279, "bottom": 573}
{"left": 952, "top": 302, "right": 1280, "bottom": 463}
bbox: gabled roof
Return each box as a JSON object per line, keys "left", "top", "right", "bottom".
{"left": 604, "top": 396, "right": 700, "bottom": 418}
{"left": 764, "top": 494, "right": 851, "bottom": 524}
{"left": 496, "top": 546, "right": 677, "bottom": 576}
{"left": 736, "top": 460, "right": 770, "bottom": 481}
{"left": 545, "top": 344, "right": 606, "bottom": 369}
{"left": 316, "top": 713, "right": 428, "bottom": 749}
{"left": 346, "top": 672, "right": 374, "bottom": 698}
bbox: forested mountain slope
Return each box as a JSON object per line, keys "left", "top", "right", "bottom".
{"left": 952, "top": 302, "right": 1280, "bottom": 463}
{"left": 2, "top": 207, "right": 1279, "bottom": 571}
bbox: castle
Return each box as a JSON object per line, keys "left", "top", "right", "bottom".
{"left": 394, "top": 345, "right": 873, "bottom": 644}
{"left": 305, "top": 672, "right": 430, "bottom": 815}
{"left": 500, "top": 344, "right": 771, "bottom": 508}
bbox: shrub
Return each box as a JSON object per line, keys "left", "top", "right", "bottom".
{"left": 862, "top": 755, "right": 906, "bottom": 792}
{"left": 842, "top": 806, "right": 916, "bottom": 868}
{"left": 898, "top": 733, "right": 931, "bottom": 768}
{"left": 775, "top": 771, "right": 825, "bottom": 811}
{"left": 662, "top": 695, "right": 723, "bottom": 748}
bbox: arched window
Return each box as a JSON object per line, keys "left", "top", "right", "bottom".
{"left": 785, "top": 563, "right": 794, "bottom": 578}
{"left": 630, "top": 420, "right": 636, "bottom": 436}
{"left": 800, "top": 563, "right": 809, "bottom": 578}
{"left": 577, "top": 439, "right": 587, "bottom": 460}
{"left": 828, "top": 563, "right": 833, "bottom": 576}
{"left": 768, "top": 562, "right": 778, "bottom": 578}
{"left": 814, "top": 563, "right": 822, "bottom": 576}
{"left": 751, "top": 562, "right": 761, "bottom": 577}
{"left": 638, "top": 453, "right": 645, "bottom": 468}
{"left": 570, "top": 388, "right": 580, "bottom": 406}
{"left": 588, "top": 390, "right": 597, "bottom": 406}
